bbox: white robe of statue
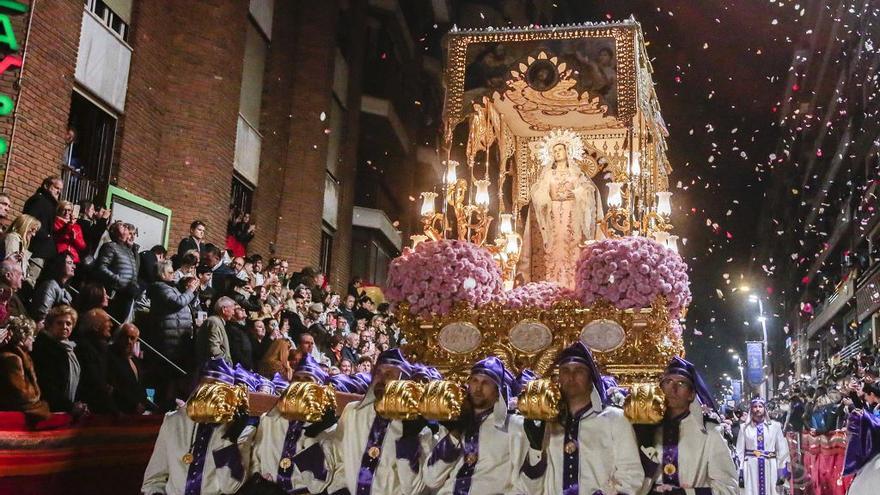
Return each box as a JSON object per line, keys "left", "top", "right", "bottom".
{"left": 521, "top": 141, "right": 603, "bottom": 288}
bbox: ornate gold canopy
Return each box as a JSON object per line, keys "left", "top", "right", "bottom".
{"left": 440, "top": 19, "right": 672, "bottom": 229}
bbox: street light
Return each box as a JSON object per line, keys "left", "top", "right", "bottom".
{"left": 746, "top": 291, "right": 771, "bottom": 399}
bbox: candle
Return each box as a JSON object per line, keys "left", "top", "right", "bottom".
{"left": 629, "top": 151, "right": 641, "bottom": 177}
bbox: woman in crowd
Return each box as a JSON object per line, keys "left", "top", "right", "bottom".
{"left": 108, "top": 322, "right": 154, "bottom": 414}
{"left": 4, "top": 214, "right": 41, "bottom": 286}
{"left": 73, "top": 281, "right": 110, "bottom": 314}
{"left": 31, "top": 305, "right": 87, "bottom": 415}
{"left": 0, "top": 316, "right": 50, "bottom": 422}
{"left": 258, "top": 332, "right": 294, "bottom": 381}
{"left": 52, "top": 201, "right": 87, "bottom": 264}
{"left": 147, "top": 260, "right": 199, "bottom": 408}
{"left": 327, "top": 334, "right": 345, "bottom": 368}
{"left": 29, "top": 252, "right": 75, "bottom": 323}
{"left": 247, "top": 318, "right": 271, "bottom": 365}
{"left": 74, "top": 309, "right": 117, "bottom": 414}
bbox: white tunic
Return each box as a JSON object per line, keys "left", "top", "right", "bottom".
{"left": 422, "top": 400, "right": 527, "bottom": 495}
{"left": 142, "top": 407, "right": 256, "bottom": 495}
{"left": 516, "top": 404, "right": 644, "bottom": 495}
{"left": 735, "top": 419, "right": 789, "bottom": 495}
{"left": 251, "top": 408, "right": 345, "bottom": 494}
{"left": 635, "top": 412, "right": 738, "bottom": 495}
{"left": 335, "top": 389, "right": 435, "bottom": 495}
{"left": 849, "top": 452, "right": 880, "bottom": 495}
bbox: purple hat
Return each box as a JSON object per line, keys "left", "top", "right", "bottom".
{"left": 556, "top": 342, "right": 608, "bottom": 406}
{"left": 200, "top": 358, "right": 236, "bottom": 385}
{"left": 375, "top": 348, "right": 413, "bottom": 378}
{"left": 329, "top": 374, "right": 357, "bottom": 393}
{"left": 664, "top": 357, "right": 717, "bottom": 410}
{"left": 412, "top": 363, "right": 443, "bottom": 382}
{"left": 271, "top": 372, "right": 289, "bottom": 392}
{"left": 602, "top": 375, "right": 620, "bottom": 390}
{"left": 511, "top": 369, "right": 538, "bottom": 399}
{"left": 352, "top": 372, "right": 372, "bottom": 393}
{"left": 294, "top": 354, "right": 330, "bottom": 385}
{"left": 750, "top": 397, "right": 766, "bottom": 406}
{"left": 234, "top": 364, "right": 260, "bottom": 392}
{"left": 255, "top": 374, "right": 276, "bottom": 395}
{"left": 471, "top": 356, "right": 513, "bottom": 401}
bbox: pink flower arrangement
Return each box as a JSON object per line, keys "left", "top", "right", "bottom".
{"left": 575, "top": 237, "right": 691, "bottom": 313}
{"left": 496, "top": 281, "right": 577, "bottom": 309}
{"left": 385, "top": 240, "right": 504, "bottom": 317}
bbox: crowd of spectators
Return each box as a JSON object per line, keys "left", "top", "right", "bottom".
{"left": 0, "top": 177, "right": 398, "bottom": 423}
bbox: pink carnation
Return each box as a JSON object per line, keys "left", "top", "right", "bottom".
{"left": 385, "top": 240, "right": 504, "bottom": 317}
{"left": 575, "top": 237, "right": 691, "bottom": 314}
{"left": 494, "top": 282, "right": 577, "bottom": 309}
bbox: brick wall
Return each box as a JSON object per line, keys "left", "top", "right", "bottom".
{"left": 118, "top": 0, "right": 247, "bottom": 248}
{"left": 1, "top": 0, "right": 82, "bottom": 208}
{"left": 253, "top": 0, "right": 339, "bottom": 272}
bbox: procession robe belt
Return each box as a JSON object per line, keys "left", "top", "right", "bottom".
{"left": 744, "top": 450, "right": 776, "bottom": 458}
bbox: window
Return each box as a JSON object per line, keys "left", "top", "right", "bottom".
{"left": 319, "top": 230, "right": 333, "bottom": 276}
{"left": 84, "top": 0, "right": 130, "bottom": 42}
{"left": 64, "top": 91, "right": 118, "bottom": 204}
{"left": 320, "top": 229, "right": 334, "bottom": 276}
{"left": 230, "top": 174, "right": 254, "bottom": 215}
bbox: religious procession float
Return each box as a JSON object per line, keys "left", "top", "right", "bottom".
{"left": 376, "top": 18, "right": 688, "bottom": 423}
{"left": 0, "top": 18, "right": 688, "bottom": 492}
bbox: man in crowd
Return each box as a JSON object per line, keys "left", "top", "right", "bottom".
{"left": 423, "top": 356, "right": 525, "bottom": 494}
{"left": 138, "top": 245, "right": 167, "bottom": 287}
{"left": 22, "top": 176, "right": 63, "bottom": 264}
{"left": 177, "top": 220, "right": 206, "bottom": 259}
{"left": 195, "top": 296, "right": 235, "bottom": 365}
{"left": 518, "top": 341, "right": 643, "bottom": 495}
{"left": 342, "top": 331, "right": 360, "bottom": 365}
{"left": 736, "top": 397, "right": 790, "bottom": 495}
{"left": 336, "top": 348, "right": 434, "bottom": 494}
{"left": 251, "top": 354, "right": 344, "bottom": 493}
{"left": 0, "top": 258, "right": 26, "bottom": 318}
{"left": 634, "top": 357, "right": 737, "bottom": 495}
{"left": 226, "top": 304, "right": 253, "bottom": 370}
{"left": 201, "top": 244, "right": 234, "bottom": 296}
{"left": 95, "top": 221, "right": 140, "bottom": 323}
{"left": 339, "top": 294, "right": 357, "bottom": 330}
{"left": 0, "top": 192, "right": 12, "bottom": 232}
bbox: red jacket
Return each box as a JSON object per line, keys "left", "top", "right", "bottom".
{"left": 53, "top": 217, "right": 87, "bottom": 263}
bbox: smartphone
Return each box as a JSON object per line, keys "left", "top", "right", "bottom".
{"left": 72, "top": 204, "right": 81, "bottom": 218}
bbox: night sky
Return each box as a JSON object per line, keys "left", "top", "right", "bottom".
{"left": 406, "top": 1, "right": 813, "bottom": 394}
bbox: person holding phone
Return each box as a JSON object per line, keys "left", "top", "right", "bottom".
{"left": 52, "top": 200, "right": 87, "bottom": 264}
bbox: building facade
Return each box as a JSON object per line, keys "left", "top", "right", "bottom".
{"left": 0, "top": 0, "right": 445, "bottom": 290}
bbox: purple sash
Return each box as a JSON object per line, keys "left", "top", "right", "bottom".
{"left": 562, "top": 405, "right": 594, "bottom": 495}
{"left": 756, "top": 423, "right": 766, "bottom": 495}
{"left": 184, "top": 423, "right": 217, "bottom": 495}
{"left": 844, "top": 410, "right": 880, "bottom": 475}
{"left": 277, "top": 421, "right": 305, "bottom": 492}
{"left": 356, "top": 415, "right": 391, "bottom": 495}
{"left": 661, "top": 412, "right": 686, "bottom": 487}
{"left": 452, "top": 410, "right": 492, "bottom": 495}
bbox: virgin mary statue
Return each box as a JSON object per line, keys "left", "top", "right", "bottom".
{"left": 519, "top": 129, "right": 604, "bottom": 288}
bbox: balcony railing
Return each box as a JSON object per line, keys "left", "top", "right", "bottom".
{"left": 61, "top": 166, "right": 99, "bottom": 205}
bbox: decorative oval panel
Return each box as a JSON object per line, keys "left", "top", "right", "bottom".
{"left": 579, "top": 319, "right": 626, "bottom": 352}
{"left": 437, "top": 321, "right": 483, "bottom": 354}
{"left": 509, "top": 319, "right": 554, "bottom": 354}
